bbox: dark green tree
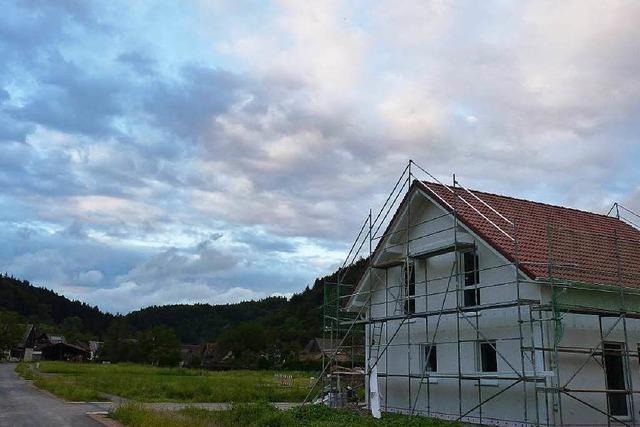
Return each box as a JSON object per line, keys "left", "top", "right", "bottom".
{"left": 218, "top": 321, "right": 268, "bottom": 356}
{"left": 61, "top": 316, "right": 90, "bottom": 342}
{"left": 141, "top": 326, "right": 180, "bottom": 367}
{"left": 0, "top": 311, "right": 24, "bottom": 355}
{"left": 101, "top": 318, "right": 135, "bottom": 362}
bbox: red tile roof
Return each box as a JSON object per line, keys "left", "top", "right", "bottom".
{"left": 418, "top": 181, "right": 640, "bottom": 288}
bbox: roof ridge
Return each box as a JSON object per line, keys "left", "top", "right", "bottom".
{"left": 422, "top": 180, "right": 619, "bottom": 221}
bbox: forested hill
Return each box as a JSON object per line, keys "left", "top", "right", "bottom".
{"left": 0, "top": 258, "right": 368, "bottom": 347}
{"left": 125, "top": 297, "right": 293, "bottom": 344}
{"left": 0, "top": 274, "right": 112, "bottom": 335}
{"left": 124, "top": 257, "right": 368, "bottom": 346}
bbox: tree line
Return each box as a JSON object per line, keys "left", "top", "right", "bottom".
{"left": 0, "top": 259, "right": 368, "bottom": 368}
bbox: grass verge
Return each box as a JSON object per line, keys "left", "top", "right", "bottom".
{"left": 15, "top": 362, "right": 100, "bottom": 401}
{"left": 18, "top": 361, "right": 314, "bottom": 402}
{"left": 113, "top": 402, "right": 459, "bottom": 427}
{"left": 15, "top": 362, "right": 37, "bottom": 380}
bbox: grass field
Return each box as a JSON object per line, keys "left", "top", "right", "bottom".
{"left": 113, "top": 402, "right": 459, "bottom": 427}
{"left": 16, "top": 362, "right": 314, "bottom": 403}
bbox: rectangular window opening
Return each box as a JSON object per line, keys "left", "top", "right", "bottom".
{"left": 403, "top": 262, "right": 416, "bottom": 314}
{"left": 423, "top": 344, "right": 437, "bottom": 372}
{"left": 479, "top": 341, "right": 497, "bottom": 373}
{"left": 604, "top": 342, "right": 629, "bottom": 417}
{"left": 463, "top": 252, "right": 480, "bottom": 307}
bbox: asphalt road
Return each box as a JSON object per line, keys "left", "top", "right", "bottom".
{"left": 0, "top": 363, "right": 108, "bottom": 427}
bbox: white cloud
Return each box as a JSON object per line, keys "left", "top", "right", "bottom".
{"left": 76, "top": 269, "right": 103, "bottom": 286}
{"left": 1, "top": 0, "right": 639, "bottom": 313}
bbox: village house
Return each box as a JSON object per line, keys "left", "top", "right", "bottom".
{"left": 11, "top": 324, "right": 38, "bottom": 361}
{"left": 88, "top": 340, "right": 103, "bottom": 361}
{"left": 11, "top": 329, "right": 91, "bottom": 362}
{"left": 300, "top": 338, "right": 350, "bottom": 363}
{"left": 34, "top": 333, "right": 89, "bottom": 361}
{"left": 336, "top": 172, "right": 640, "bottom": 426}
{"left": 180, "top": 344, "right": 203, "bottom": 367}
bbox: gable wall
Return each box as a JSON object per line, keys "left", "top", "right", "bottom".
{"left": 365, "top": 192, "right": 544, "bottom": 424}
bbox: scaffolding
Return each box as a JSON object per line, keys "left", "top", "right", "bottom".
{"left": 304, "top": 160, "right": 640, "bottom": 426}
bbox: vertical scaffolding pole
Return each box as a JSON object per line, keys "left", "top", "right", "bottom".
{"left": 547, "top": 224, "right": 564, "bottom": 426}
{"left": 453, "top": 174, "right": 463, "bottom": 420}
{"left": 424, "top": 257, "right": 430, "bottom": 417}
{"left": 406, "top": 160, "right": 412, "bottom": 413}
{"left": 599, "top": 315, "right": 612, "bottom": 427}
{"left": 366, "top": 208, "right": 372, "bottom": 412}
{"left": 536, "top": 303, "right": 551, "bottom": 426}
{"left": 472, "top": 222, "right": 482, "bottom": 423}
{"left": 385, "top": 267, "right": 389, "bottom": 412}
{"left": 528, "top": 302, "right": 542, "bottom": 426}
{"left": 514, "top": 221, "right": 531, "bottom": 424}
{"left": 614, "top": 228, "right": 636, "bottom": 426}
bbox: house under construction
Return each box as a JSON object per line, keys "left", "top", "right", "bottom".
{"left": 306, "top": 160, "right": 640, "bottom": 426}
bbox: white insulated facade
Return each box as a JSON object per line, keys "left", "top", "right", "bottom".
{"left": 353, "top": 189, "right": 640, "bottom": 426}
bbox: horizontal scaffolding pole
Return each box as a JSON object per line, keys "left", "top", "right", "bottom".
{"left": 377, "top": 372, "right": 549, "bottom": 381}
{"left": 360, "top": 299, "right": 540, "bottom": 325}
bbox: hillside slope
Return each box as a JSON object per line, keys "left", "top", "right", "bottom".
{"left": 0, "top": 274, "right": 112, "bottom": 336}
{"left": 0, "top": 258, "right": 367, "bottom": 348}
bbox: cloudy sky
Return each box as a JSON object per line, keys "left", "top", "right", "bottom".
{"left": 2, "top": 1, "right": 639, "bottom": 313}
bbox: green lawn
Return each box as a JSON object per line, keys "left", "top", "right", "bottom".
{"left": 113, "top": 402, "right": 459, "bottom": 427}
{"left": 17, "top": 362, "right": 315, "bottom": 403}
